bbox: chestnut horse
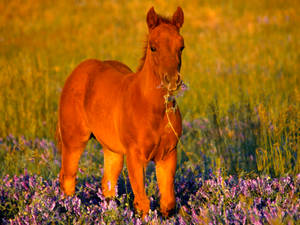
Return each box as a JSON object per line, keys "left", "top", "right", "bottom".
{"left": 56, "top": 6, "right": 184, "bottom": 217}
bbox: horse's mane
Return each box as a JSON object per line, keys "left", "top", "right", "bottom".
{"left": 136, "top": 15, "right": 173, "bottom": 72}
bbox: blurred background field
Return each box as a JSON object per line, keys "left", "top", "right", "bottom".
{"left": 0, "top": 0, "right": 299, "bottom": 177}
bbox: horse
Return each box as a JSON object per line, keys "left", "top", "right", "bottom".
{"left": 56, "top": 6, "right": 184, "bottom": 217}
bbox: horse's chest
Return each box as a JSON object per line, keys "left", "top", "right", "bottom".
{"left": 153, "top": 109, "right": 182, "bottom": 161}
{"left": 119, "top": 99, "right": 182, "bottom": 161}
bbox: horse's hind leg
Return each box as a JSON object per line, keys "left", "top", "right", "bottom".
{"left": 60, "top": 143, "right": 87, "bottom": 195}
{"left": 58, "top": 118, "right": 90, "bottom": 195}
{"left": 101, "top": 148, "right": 124, "bottom": 198}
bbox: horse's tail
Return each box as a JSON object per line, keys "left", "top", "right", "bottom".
{"left": 55, "top": 120, "right": 62, "bottom": 154}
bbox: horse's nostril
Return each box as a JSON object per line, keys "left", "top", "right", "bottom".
{"left": 164, "top": 73, "right": 170, "bottom": 83}
{"left": 176, "top": 74, "right": 181, "bottom": 84}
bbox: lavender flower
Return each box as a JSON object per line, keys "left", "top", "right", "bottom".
{"left": 0, "top": 136, "right": 299, "bottom": 224}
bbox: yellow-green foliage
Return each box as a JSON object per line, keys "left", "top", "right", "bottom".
{"left": 0, "top": 0, "right": 299, "bottom": 176}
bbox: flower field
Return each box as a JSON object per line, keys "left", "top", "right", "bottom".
{"left": 0, "top": 0, "right": 299, "bottom": 224}
{"left": 0, "top": 133, "right": 299, "bottom": 224}
{"left": 1, "top": 166, "right": 299, "bottom": 224}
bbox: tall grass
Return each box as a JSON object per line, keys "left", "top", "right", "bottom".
{"left": 0, "top": 0, "right": 299, "bottom": 176}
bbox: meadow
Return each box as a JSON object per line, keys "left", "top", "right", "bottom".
{"left": 0, "top": 0, "right": 299, "bottom": 224}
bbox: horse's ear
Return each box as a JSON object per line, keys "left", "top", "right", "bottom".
{"left": 147, "top": 7, "right": 158, "bottom": 30}
{"left": 172, "top": 7, "right": 184, "bottom": 30}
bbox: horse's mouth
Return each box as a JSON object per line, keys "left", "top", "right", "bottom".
{"left": 167, "top": 79, "right": 183, "bottom": 93}
{"left": 157, "top": 74, "right": 184, "bottom": 94}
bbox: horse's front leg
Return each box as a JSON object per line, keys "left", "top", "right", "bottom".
{"left": 126, "top": 151, "right": 150, "bottom": 217}
{"left": 155, "top": 148, "right": 177, "bottom": 217}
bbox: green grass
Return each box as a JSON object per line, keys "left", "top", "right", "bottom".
{"left": 0, "top": 0, "right": 299, "bottom": 177}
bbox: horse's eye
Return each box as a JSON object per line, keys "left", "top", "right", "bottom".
{"left": 180, "top": 46, "right": 185, "bottom": 52}
{"left": 150, "top": 46, "right": 156, "bottom": 52}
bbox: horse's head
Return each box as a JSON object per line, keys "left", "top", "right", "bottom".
{"left": 146, "top": 7, "right": 184, "bottom": 92}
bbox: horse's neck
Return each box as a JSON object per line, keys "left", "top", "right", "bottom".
{"left": 134, "top": 64, "right": 166, "bottom": 111}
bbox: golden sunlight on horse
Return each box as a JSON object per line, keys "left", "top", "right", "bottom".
{"left": 56, "top": 6, "right": 185, "bottom": 217}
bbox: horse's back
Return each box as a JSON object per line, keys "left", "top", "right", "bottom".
{"left": 61, "top": 58, "right": 132, "bottom": 100}
{"left": 60, "top": 59, "right": 129, "bottom": 106}
{"left": 104, "top": 60, "right": 133, "bottom": 74}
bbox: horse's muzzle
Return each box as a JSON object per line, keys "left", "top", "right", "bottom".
{"left": 163, "top": 72, "right": 183, "bottom": 92}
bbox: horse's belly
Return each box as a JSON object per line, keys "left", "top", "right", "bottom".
{"left": 86, "top": 108, "right": 125, "bottom": 154}
{"left": 94, "top": 131, "right": 124, "bottom": 154}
